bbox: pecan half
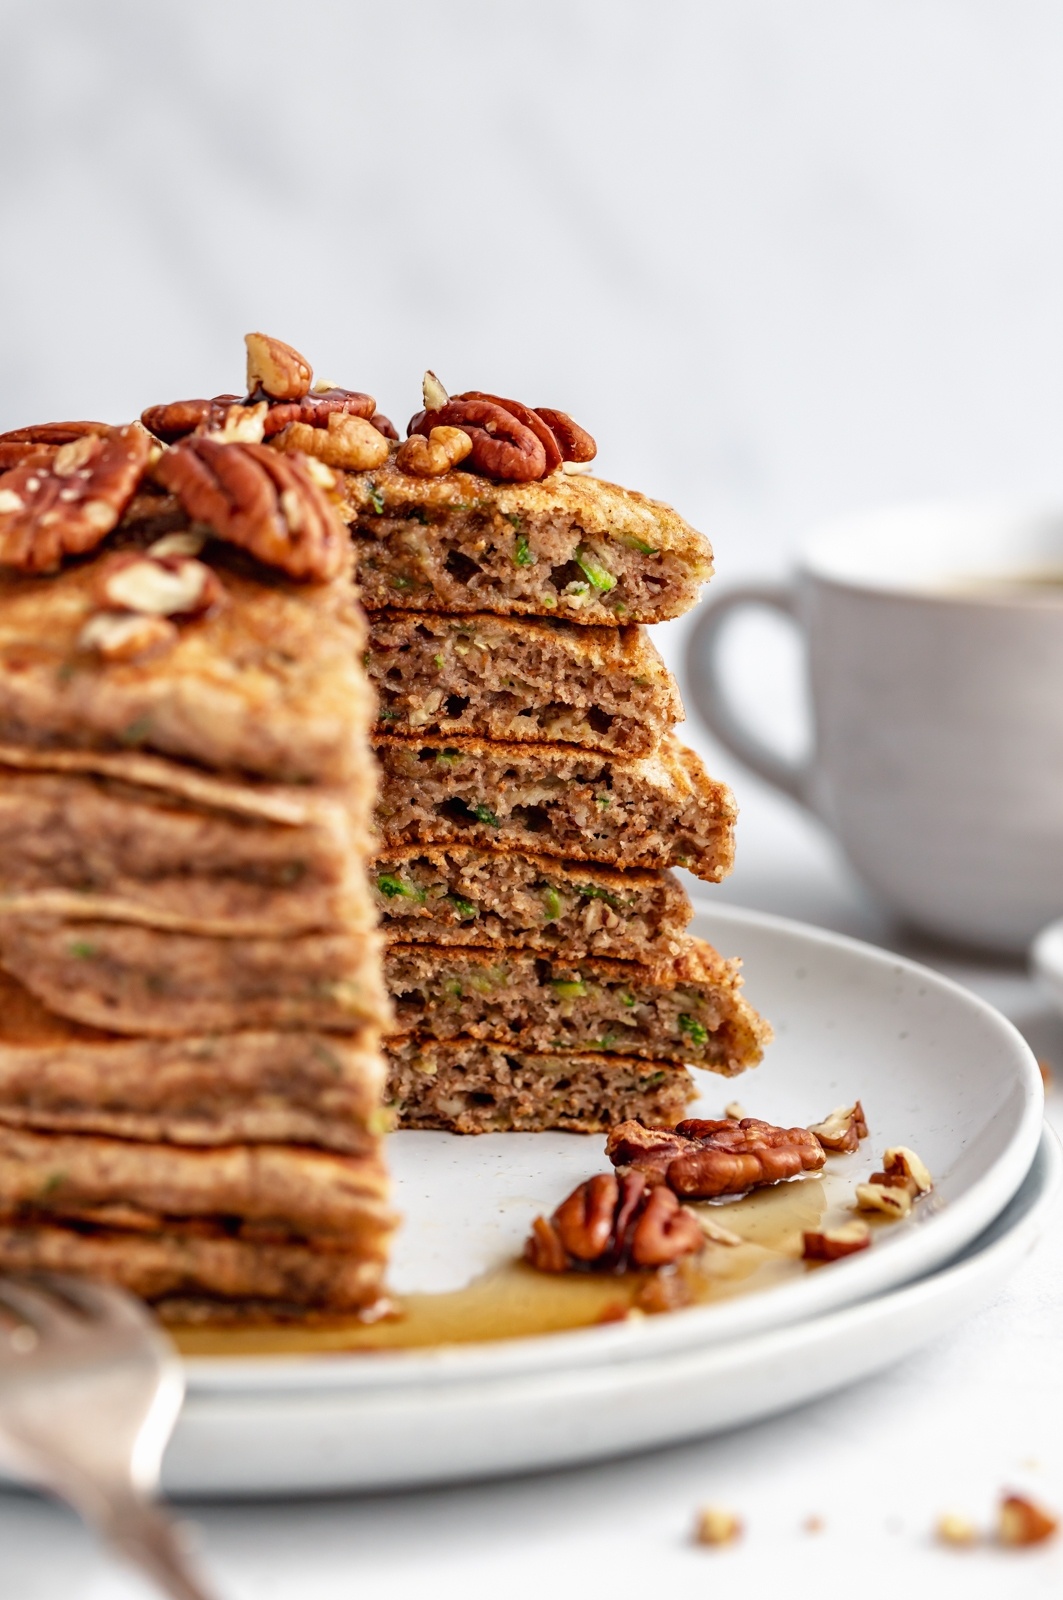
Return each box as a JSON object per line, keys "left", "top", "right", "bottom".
{"left": 808, "top": 1101, "right": 868, "bottom": 1154}
{"left": 534, "top": 407, "right": 597, "bottom": 463}
{"left": 94, "top": 550, "right": 225, "bottom": 618}
{"left": 153, "top": 437, "right": 345, "bottom": 582}
{"left": 0, "top": 420, "right": 112, "bottom": 473}
{"left": 406, "top": 376, "right": 596, "bottom": 481}
{"left": 801, "top": 1220, "right": 871, "bottom": 1261}
{"left": 524, "top": 1171, "right": 703, "bottom": 1273}
{"left": 394, "top": 426, "right": 473, "bottom": 477}
{"left": 409, "top": 396, "right": 547, "bottom": 482}
{"left": 458, "top": 392, "right": 563, "bottom": 475}
{"left": 272, "top": 412, "right": 390, "bottom": 471}
{"left": 259, "top": 387, "right": 378, "bottom": 439}
{"left": 606, "top": 1116, "right": 826, "bottom": 1199}
{"left": 370, "top": 411, "right": 399, "bottom": 441}
{"left": 0, "top": 424, "right": 152, "bottom": 573}
{"left": 245, "top": 332, "right": 312, "bottom": 402}
{"left": 140, "top": 396, "right": 243, "bottom": 444}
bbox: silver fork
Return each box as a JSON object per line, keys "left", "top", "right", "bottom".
{"left": 0, "top": 1273, "right": 218, "bottom": 1600}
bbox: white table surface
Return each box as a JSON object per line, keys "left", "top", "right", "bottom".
{"left": 2, "top": 772, "right": 1061, "bottom": 1600}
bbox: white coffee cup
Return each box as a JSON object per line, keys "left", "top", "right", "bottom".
{"left": 686, "top": 502, "right": 1063, "bottom": 954}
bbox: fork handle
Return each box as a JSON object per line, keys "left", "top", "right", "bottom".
{"left": 96, "top": 1490, "right": 219, "bottom": 1600}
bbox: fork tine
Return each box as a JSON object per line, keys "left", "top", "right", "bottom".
{"left": 32, "top": 1272, "right": 155, "bottom": 1331}
{"left": 0, "top": 1277, "right": 76, "bottom": 1337}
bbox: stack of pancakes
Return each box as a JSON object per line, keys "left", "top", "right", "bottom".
{"left": 340, "top": 392, "right": 770, "bottom": 1132}
{"left": 0, "top": 414, "right": 394, "bottom": 1319}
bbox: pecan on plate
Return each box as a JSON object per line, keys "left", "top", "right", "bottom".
{"left": 998, "top": 1493, "right": 1059, "bottom": 1547}
{"left": 154, "top": 436, "right": 346, "bottom": 582}
{"left": 0, "top": 420, "right": 112, "bottom": 473}
{"left": 606, "top": 1116, "right": 826, "bottom": 1199}
{"left": 808, "top": 1101, "right": 868, "bottom": 1154}
{"left": 524, "top": 1170, "right": 703, "bottom": 1273}
{"left": 801, "top": 1220, "right": 871, "bottom": 1261}
{"left": 0, "top": 424, "right": 152, "bottom": 573}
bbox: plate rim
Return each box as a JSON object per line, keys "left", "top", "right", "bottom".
{"left": 184, "top": 901, "right": 1045, "bottom": 1394}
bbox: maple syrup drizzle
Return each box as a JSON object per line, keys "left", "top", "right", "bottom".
{"left": 172, "top": 1171, "right": 876, "bottom": 1359}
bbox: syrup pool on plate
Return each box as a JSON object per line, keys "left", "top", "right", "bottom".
{"left": 171, "top": 1166, "right": 883, "bottom": 1358}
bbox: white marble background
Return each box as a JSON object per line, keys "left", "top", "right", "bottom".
{"left": 3, "top": 4, "right": 1063, "bottom": 1594}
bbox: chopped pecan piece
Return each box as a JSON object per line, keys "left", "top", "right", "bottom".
{"left": 801, "top": 1220, "right": 871, "bottom": 1261}
{"left": 245, "top": 332, "right": 312, "bottom": 401}
{"left": 0, "top": 424, "right": 152, "bottom": 573}
{"left": 272, "top": 412, "right": 390, "bottom": 471}
{"left": 998, "top": 1493, "right": 1058, "bottom": 1546}
{"left": 154, "top": 437, "right": 346, "bottom": 581}
{"left": 395, "top": 426, "right": 473, "bottom": 477}
{"left": 808, "top": 1101, "right": 868, "bottom": 1154}
{"left": 693, "top": 1506, "right": 742, "bottom": 1547}
{"left": 936, "top": 1512, "right": 978, "bottom": 1547}
{"left": 633, "top": 1266, "right": 693, "bottom": 1314}
{"left": 606, "top": 1116, "right": 826, "bottom": 1199}
{"left": 854, "top": 1182, "right": 911, "bottom": 1218}
{"left": 524, "top": 1171, "right": 703, "bottom": 1273}
{"left": 207, "top": 402, "right": 268, "bottom": 444}
{"left": 0, "top": 420, "right": 112, "bottom": 472}
{"left": 872, "top": 1145, "right": 932, "bottom": 1196}
{"left": 79, "top": 611, "right": 178, "bottom": 663}
{"left": 95, "top": 550, "right": 225, "bottom": 618}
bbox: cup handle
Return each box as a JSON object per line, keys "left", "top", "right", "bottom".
{"left": 685, "top": 583, "right": 812, "bottom": 807}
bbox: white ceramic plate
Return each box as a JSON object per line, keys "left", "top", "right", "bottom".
{"left": 163, "top": 903, "right": 1044, "bottom": 1495}
{"left": 166, "top": 1126, "right": 1059, "bottom": 1496}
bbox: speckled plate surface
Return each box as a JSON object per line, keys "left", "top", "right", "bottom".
{"left": 156, "top": 903, "right": 1044, "bottom": 1495}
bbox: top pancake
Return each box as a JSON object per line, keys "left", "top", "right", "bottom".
{"left": 342, "top": 458, "right": 714, "bottom": 625}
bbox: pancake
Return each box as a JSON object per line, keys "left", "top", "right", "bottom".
{"left": 0, "top": 914, "right": 389, "bottom": 1037}
{"left": 0, "top": 1222, "right": 388, "bottom": 1312}
{"left": 343, "top": 458, "right": 714, "bottom": 625}
{"left": 368, "top": 609, "right": 681, "bottom": 756}
{"left": 375, "top": 732, "right": 735, "bottom": 881}
{"left": 385, "top": 939, "right": 769, "bottom": 1075}
{"left": 385, "top": 1036, "right": 694, "bottom": 1134}
{"left": 372, "top": 845, "right": 692, "bottom": 960}
{"left": 0, "top": 1124, "right": 393, "bottom": 1242}
{"left": 0, "top": 541, "right": 372, "bottom": 785}
{"left": 0, "top": 971, "right": 383, "bottom": 1152}
{"left": 0, "top": 766, "right": 370, "bottom": 935}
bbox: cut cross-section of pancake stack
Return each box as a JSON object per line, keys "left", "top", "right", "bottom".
{"left": 339, "top": 373, "right": 770, "bottom": 1132}
{"left": 0, "top": 380, "right": 395, "bottom": 1320}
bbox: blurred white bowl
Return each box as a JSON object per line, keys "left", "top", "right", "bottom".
{"left": 1031, "top": 916, "right": 1063, "bottom": 1013}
